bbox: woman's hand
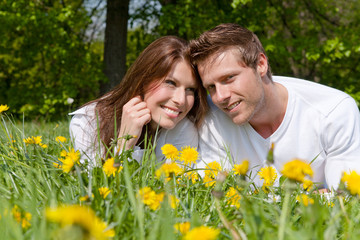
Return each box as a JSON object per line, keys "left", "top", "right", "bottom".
{"left": 118, "top": 96, "right": 151, "bottom": 151}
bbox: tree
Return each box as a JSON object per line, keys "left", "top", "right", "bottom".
{"left": 0, "top": 0, "right": 104, "bottom": 119}
{"left": 101, "top": 0, "right": 130, "bottom": 94}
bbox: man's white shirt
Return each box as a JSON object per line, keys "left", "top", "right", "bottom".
{"left": 198, "top": 76, "right": 360, "bottom": 189}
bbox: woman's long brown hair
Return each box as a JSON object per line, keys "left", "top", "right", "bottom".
{"left": 84, "top": 36, "right": 208, "bottom": 153}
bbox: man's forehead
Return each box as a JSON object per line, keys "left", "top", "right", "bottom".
{"left": 198, "top": 47, "right": 243, "bottom": 75}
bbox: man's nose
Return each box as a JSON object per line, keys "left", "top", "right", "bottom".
{"left": 214, "top": 84, "right": 230, "bottom": 104}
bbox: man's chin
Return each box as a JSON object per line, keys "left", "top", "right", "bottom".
{"left": 229, "top": 115, "right": 247, "bottom": 126}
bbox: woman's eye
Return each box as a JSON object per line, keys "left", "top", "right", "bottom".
{"left": 186, "top": 87, "right": 196, "bottom": 93}
{"left": 165, "top": 80, "right": 176, "bottom": 86}
{"left": 227, "top": 75, "right": 234, "bottom": 80}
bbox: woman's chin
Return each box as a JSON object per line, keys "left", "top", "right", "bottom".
{"left": 159, "top": 122, "right": 176, "bottom": 130}
{"left": 151, "top": 119, "right": 177, "bottom": 130}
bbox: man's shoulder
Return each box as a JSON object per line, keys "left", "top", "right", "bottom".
{"left": 273, "top": 76, "right": 351, "bottom": 117}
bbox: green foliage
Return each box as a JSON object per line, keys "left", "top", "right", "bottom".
{"left": 146, "top": 0, "right": 360, "bottom": 106}
{"left": 2, "top": 0, "right": 360, "bottom": 121}
{"left": 0, "top": 0, "right": 105, "bottom": 120}
{"left": 2, "top": 113, "right": 360, "bottom": 239}
{"left": 126, "top": 27, "right": 158, "bottom": 68}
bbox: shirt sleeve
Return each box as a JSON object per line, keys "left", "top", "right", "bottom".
{"left": 323, "top": 97, "right": 360, "bottom": 189}
{"left": 70, "top": 112, "right": 146, "bottom": 166}
{"left": 69, "top": 112, "right": 100, "bottom": 166}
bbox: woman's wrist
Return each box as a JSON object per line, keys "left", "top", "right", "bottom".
{"left": 116, "top": 134, "right": 138, "bottom": 153}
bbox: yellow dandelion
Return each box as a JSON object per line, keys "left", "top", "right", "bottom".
{"left": 225, "top": 187, "right": 241, "bottom": 208}
{"left": 98, "top": 187, "right": 111, "bottom": 199}
{"left": 296, "top": 194, "right": 314, "bottom": 207}
{"left": 148, "top": 192, "right": 165, "bottom": 211}
{"left": 0, "top": 104, "right": 9, "bottom": 113}
{"left": 155, "top": 162, "right": 183, "bottom": 179}
{"left": 46, "top": 205, "right": 115, "bottom": 239}
{"left": 138, "top": 187, "right": 157, "bottom": 206}
{"left": 61, "top": 158, "right": 76, "bottom": 173}
{"left": 102, "top": 158, "right": 122, "bottom": 177}
{"left": 55, "top": 136, "right": 67, "bottom": 143}
{"left": 205, "top": 161, "right": 222, "bottom": 178}
{"left": 66, "top": 148, "right": 81, "bottom": 163}
{"left": 341, "top": 171, "right": 360, "bottom": 196}
{"left": 21, "top": 212, "right": 32, "bottom": 229}
{"left": 174, "top": 222, "right": 190, "bottom": 235}
{"left": 302, "top": 179, "right": 314, "bottom": 191}
{"left": 258, "top": 166, "right": 277, "bottom": 187}
{"left": 233, "top": 160, "right": 249, "bottom": 176}
{"left": 60, "top": 149, "right": 67, "bottom": 157}
{"left": 281, "top": 159, "right": 313, "bottom": 183}
{"left": 185, "top": 171, "right": 199, "bottom": 184}
{"left": 40, "top": 143, "right": 48, "bottom": 148}
{"left": 12, "top": 205, "right": 31, "bottom": 229}
{"left": 161, "top": 143, "right": 179, "bottom": 160}
{"left": 169, "top": 195, "right": 179, "bottom": 209}
{"left": 29, "top": 136, "right": 41, "bottom": 144}
{"left": 23, "top": 136, "right": 48, "bottom": 149}
{"left": 179, "top": 146, "right": 199, "bottom": 166}
{"left": 12, "top": 205, "right": 22, "bottom": 222}
{"left": 79, "top": 195, "right": 93, "bottom": 202}
{"left": 23, "top": 136, "right": 42, "bottom": 145}
{"left": 137, "top": 187, "right": 164, "bottom": 210}
{"left": 183, "top": 226, "right": 220, "bottom": 240}
{"left": 59, "top": 148, "right": 80, "bottom": 173}
{"left": 203, "top": 174, "right": 216, "bottom": 188}
{"left": 53, "top": 162, "right": 61, "bottom": 169}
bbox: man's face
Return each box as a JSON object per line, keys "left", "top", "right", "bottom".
{"left": 198, "top": 48, "right": 266, "bottom": 125}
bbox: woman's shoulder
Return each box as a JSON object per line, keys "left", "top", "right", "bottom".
{"left": 173, "top": 117, "right": 197, "bottom": 131}
{"left": 69, "top": 102, "right": 97, "bottom": 117}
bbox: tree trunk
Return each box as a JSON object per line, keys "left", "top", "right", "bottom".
{"left": 101, "top": 0, "right": 129, "bottom": 94}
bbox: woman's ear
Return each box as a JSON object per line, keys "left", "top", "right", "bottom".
{"left": 257, "top": 53, "right": 268, "bottom": 77}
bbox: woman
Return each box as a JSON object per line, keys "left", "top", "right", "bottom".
{"left": 69, "top": 36, "right": 208, "bottom": 165}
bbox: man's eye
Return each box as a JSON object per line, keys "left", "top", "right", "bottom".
{"left": 207, "top": 85, "right": 215, "bottom": 91}
{"left": 227, "top": 75, "right": 234, "bottom": 80}
{"left": 165, "top": 80, "right": 176, "bottom": 86}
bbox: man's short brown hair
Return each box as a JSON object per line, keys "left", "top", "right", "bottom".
{"left": 190, "top": 23, "right": 272, "bottom": 79}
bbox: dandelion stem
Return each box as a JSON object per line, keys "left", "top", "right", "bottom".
{"left": 278, "top": 191, "right": 290, "bottom": 240}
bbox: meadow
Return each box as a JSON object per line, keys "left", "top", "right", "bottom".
{"left": 1, "top": 105, "right": 360, "bottom": 240}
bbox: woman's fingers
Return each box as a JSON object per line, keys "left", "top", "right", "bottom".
{"left": 127, "top": 108, "right": 151, "bottom": 127}
{"left": 120, "top": 97, "right": 151, "bottom": 136}
{"left": 118, "top": 96, "right": 152, "bottom": 151}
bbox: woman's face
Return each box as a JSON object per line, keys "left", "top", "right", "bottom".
{"left": 144, "top": 60, "right": 197, "bottom": 130}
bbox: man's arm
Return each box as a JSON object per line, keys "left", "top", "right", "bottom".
{"left": 323, "top": 97, "right": 360, "bottom": 189}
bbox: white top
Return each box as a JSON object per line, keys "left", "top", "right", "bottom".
{"left": 198, "top": 76, "right": 360, "bottom": 189}
{"left": 69, "top": 103, "right": 198, "bottom": 166}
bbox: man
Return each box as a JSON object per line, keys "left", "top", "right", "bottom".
{"left": 190, "top": 23, "right": 360, "bottom": 189}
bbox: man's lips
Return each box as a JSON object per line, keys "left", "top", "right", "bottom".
{"left": 225, "top": 101, "right": 241, "bottom": 111}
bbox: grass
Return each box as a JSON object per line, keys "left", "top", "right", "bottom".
{"left": 0, "top": 112, "right": 360, "bottom": 240}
